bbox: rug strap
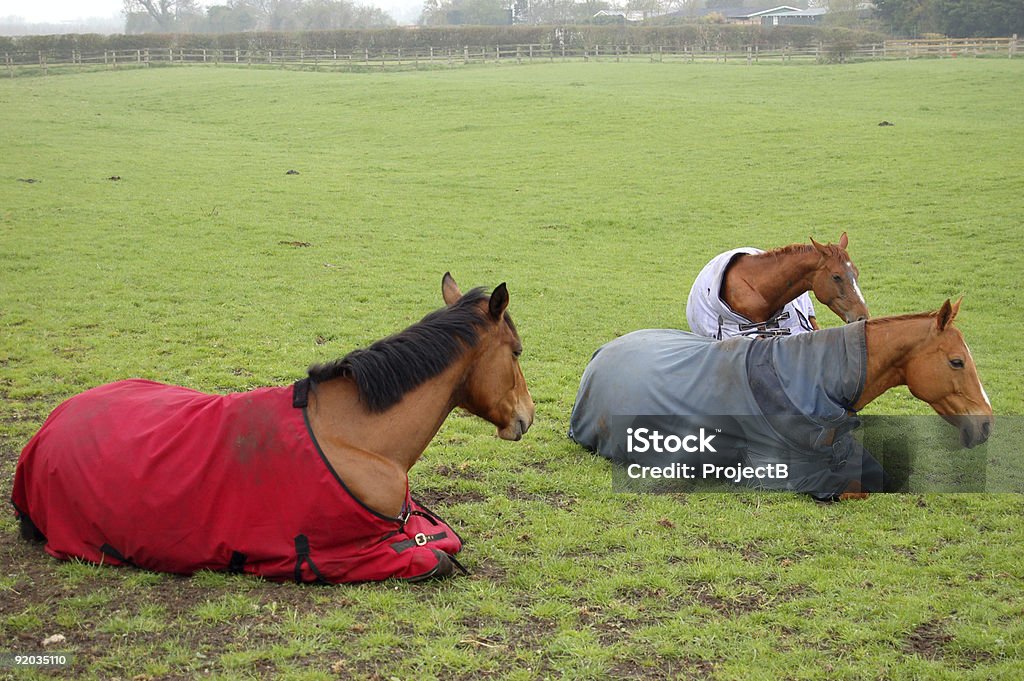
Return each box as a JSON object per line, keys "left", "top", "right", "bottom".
{"left": 293, "top": 534, "right": 327, "bottom": 584}
{"left": 292, "top": 378, "right": 310, "bottom": 408}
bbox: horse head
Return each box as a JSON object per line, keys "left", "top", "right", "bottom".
{"left": 903, "top": 299, "right": 993, "bottom": 448}
{"left": 442, "top": 272, "right": 534, "bottom": 441}
{"left": 809, "top": 232, "right": 870, "bottom": 324}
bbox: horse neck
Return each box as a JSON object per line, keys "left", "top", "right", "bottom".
{"left": 310, "top": 353, "right": 473, "bottom": 474}
{"left": 725, "top": 246, "right": 821, "bottom": 321}
{"left": 853, "top": 316, "right": 933, "bottom": 410}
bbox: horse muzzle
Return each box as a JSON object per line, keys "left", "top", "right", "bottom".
{"left": 946, "top": 414, "right": 993, "bottom": 449}
{"left": 497, "top": 405, "right": 534, "bottom": 441}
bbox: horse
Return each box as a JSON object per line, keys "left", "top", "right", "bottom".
{"left": 686, "top": 233, "right": 870, "bottom": 339}
{"left": 12, "top": 273, "right": 534, "bottom": 583}
{"left": 570, "top": 299, "right": 991, "bottom": 501}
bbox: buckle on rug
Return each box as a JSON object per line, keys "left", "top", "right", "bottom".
{"left": 414, "top": 533, "right": 428, "bottom": 546}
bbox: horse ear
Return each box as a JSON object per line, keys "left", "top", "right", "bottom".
{"left": 442, "top": 272, "right": 462, "bottom": 306}
{"left": 838, "top": 232, "right": 849, "bottom": 249}
{"left": 810, "top": 237, "right": 829, "bottom": 258}
{"left": 488, "top": 283, "right": 509, "bottom": 320}
{"left": 936, "top": 298, "right": 960, "bottom": 330}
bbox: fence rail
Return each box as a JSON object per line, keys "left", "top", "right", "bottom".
{"left": 4, "top": 35, "right": 1018, "bottom": 76}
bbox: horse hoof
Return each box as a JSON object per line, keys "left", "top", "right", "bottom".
{"left": 403, "top": 551, "right": 459, "bottom": 582}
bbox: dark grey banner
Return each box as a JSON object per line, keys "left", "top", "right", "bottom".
{"left": 605, "top": 415, "right": 1021, "bottom": 497}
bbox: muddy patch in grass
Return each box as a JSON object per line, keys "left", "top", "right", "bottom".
{"left": 412, "top": 486, "right": 486, "bottom": 508}
{"left": 609, "top": 655, "right": 719, "bottom": 680}
{"left": 904, "top": 620, "right": 953, "bottom": 660}
{"left": 505, "top": 485, "right": 576, "bottom": 510}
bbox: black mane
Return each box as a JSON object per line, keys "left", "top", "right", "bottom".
{"left": 308, "top": 288, "right": 497, "bottom": 412}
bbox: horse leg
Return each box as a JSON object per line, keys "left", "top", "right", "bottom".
{"left": 319, "top": 443, "right": 410, "bottom": 518}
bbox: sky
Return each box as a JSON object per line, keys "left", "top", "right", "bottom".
{"left": 0, "top": 0, "right": 426, "bottom": 25}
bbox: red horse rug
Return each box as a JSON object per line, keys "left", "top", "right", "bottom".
{"left": 11, "top": 379, "right": 463, "bottom": 583}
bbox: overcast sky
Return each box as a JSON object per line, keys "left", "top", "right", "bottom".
{"left": 0, "top": 0, "right": 425, "bottom": 24}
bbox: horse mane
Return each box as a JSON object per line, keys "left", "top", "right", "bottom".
{"left": 756, "top": 242, "right": 846, "bottom": 259}
{"left": 307, "top": 288, "right": 504, "bottom": 413}
{"left": 867, "top": 311, "right": 939, "bottom": 325}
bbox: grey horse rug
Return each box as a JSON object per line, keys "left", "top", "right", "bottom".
{"left": 568, "top": 322, "right": 884, "bottom": 499}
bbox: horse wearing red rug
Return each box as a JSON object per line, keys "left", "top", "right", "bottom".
{"left": 12, "top": 273, "right": 534, "bottom": 583}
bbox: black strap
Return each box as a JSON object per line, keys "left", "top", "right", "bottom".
{"left": 409, "top": 509, "right": 440, "bottom": 526}
{"left": 228, "top": 551, "right": 247, "bottom": 574}
{"left": 410, "top": 496, "right": 465, "bottom": 544}
{"left": 448, "top": 553, "right": 470, "bottom": 576}
{"left": 292, "top": 378, "right": 310, "bottom": 408}
{"left": 293, "top": 534, "right": 326, "bottom": 584}
{"left": 99, "top": 543, "right": 130, "bottom": 565}
{"left": 389, "top": 531, "right": 449, "bottom": 554}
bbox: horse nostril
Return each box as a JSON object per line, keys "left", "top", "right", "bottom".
{"left": 519, "top": 417, "right": 531, "bottom": 435}
{"left": 982, "top": 421, "right": 992, "bottom": 439}
{"left": 856, "top": 315, "right": 867, "bottom": 322}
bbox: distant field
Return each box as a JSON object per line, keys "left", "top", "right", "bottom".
{"left": 2, "top": 60, "right": 1023, "bottom": 679}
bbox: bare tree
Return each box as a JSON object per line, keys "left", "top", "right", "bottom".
{"left": 123, "top": 0, "right": 200, "bottom": 31}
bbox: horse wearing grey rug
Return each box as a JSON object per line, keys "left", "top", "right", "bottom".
{"left": 569, "top": 323, "right": 881, "bottom": 500}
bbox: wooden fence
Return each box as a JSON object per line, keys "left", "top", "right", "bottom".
{"left": 4, "top": 35, "right": 1018, "bottom": 77}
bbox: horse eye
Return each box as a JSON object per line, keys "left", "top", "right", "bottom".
{"left": 832, "top": 274, "right": 843, "bottom": 283}
{"left": 513, "top": 349, "right": 522, "bottom": 359}
{"left": 949, "top": 358, "right": 965, "bottom": 369}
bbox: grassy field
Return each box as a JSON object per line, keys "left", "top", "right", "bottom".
{"left": 1, "top": 59, "right": 1023, "bottom": 679}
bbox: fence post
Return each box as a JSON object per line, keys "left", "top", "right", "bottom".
{"left": 464, "top": 46, "right": 469, "bottom": 64}
{"left": 1011, "top": 34, "right": 1018, "bottom": 59}
{"left": 6, "top": 53, "right": 13, "bottom": 78}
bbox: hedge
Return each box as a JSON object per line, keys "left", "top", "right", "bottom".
{"left": 0, "top": 24, "right": 887, "bottom": 56}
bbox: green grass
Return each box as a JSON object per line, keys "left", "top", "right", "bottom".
{"left": 1, "top": 60, "right": 1023, "bottom": 679}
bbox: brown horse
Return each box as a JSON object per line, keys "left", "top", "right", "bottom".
{"left": 845, "top": 298, "right": 992, "bottom": 498}
{"left": 687, "top": 233, "right": 870, "bottom": 339}
{"left": 306, "top": 272, "right": 535, "bottom": 517}
{"left": 856, "top": 298, "right": 992, "bottom": 444}
{"left": 13, "top": 273, "right": 534, "bottom": 582}
{"left": 570, "top": 299, "right": 991, "bottom": 502}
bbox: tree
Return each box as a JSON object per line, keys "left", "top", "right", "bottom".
{"left": 933, "top": 0, "right": 1024, "bottom": 37}
{"left": 123, "top": 0, "right": 200, "bottom": 31}
{"left": 204, "top": 3, "right": 261, "bottom": 32}
{"left": 874, "top": 0, "right": 1023, "bottom": 37}
{"left": 421, "top": 0, "right": 509, "bottom": 26}
{"left": 626, "top": 0, "right": 665, "bottom": 20}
